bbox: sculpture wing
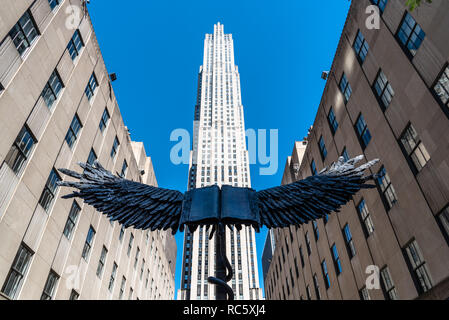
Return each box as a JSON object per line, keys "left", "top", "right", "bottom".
{"left": 255, "top": 156, "right": 379, "bottom": 228}
{"left": 58, "top": 161, "right": 184, "bottom": 234}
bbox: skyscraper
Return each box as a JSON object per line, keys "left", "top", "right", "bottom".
{"left": 178, "top": 23, "right": 262, "bottom": 300}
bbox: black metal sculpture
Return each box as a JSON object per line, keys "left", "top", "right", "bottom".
{"left": 58, "top": 155, "right": 379, "bottom": 300}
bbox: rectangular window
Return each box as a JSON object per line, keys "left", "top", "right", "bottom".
{"left": 360, "top": 287, "right": 371, "bottom": 300}
{"left": 357, "top": 199, "right": 375, "bottom": 236}
{"left": 67, "top": 30, "right": 83, "bottom": 60}
{"left": 127, "top": 233, "right": 134, "bottom": 256}
{"left": 327, "top": 108, "right": 338, "bottom": 135}
{"left": 109, "top": 263, "right": 117, "bottom": 292}
{"left": 299, "top": 246, "right": 305, "bottom": 267}
{"left": 82, "top": 226, "right": 96, "bottom": 260}
{"left": 397, "top": 12, "right": 425, "bottom": 57}
{"left": 310, "top": 160, "right": 317, "bottom": 176}
{"left": 312, "top": 221, "right": 319, "bottom": 241}
{"left": 85, "top": 73, "right": 98, "bottom": 101}
{"left": 120, "top": 160, "right": 128, "bottom": 178}
{"left": 40, "top": 270, "right": 59, "bottom": 300}
{"left": 434, "top": 66, "right": 449, "bottom": 109}
{"left": 119, "top": 225, "right": 125, "bottom": 242}
{"left": 313, "top": 274, "right": 321, "bottom": 300}
{"left": 404, "top": 240, "right": 433, "bottom": 293}
{"left": 355, "top": 114, "right": 372, "bottom": 150}
{"left": 377, "top": 166, "right": 398, "bottom": 210}
{"left": 374, "top": 70, "right": 395, "bottom": 110}
{"left": 353, "top": 30, "right": 369, "bottom": 63}
{"left": 305, "top": 232, "right": 311, "bottom": 255}
{"left": 64, "top": 114, "right": 82, "bottom": 148}
{"left": 134, "top": 247, "right": 140, "bottom": 269}
{"left": 42, "top": 70, "right": 63, "bottom": 108}
{"left": 63, "top": 201, "right": 81, "bottom": 239}
{"left": 87, "top": 148, "right": 97, "bottom": 166}
{"left": 9, "top": 10, "right": 39, "bottom": 56}
{"left": 1, "top": 244, "right": 34, "bottom": 299}
{"left": 96, "top": 246, "right": 108, "bottom": 277}
{"left": 331, "top": 244, "right": 342, "bottom": 275}
{"left": 339, "top": 73, "right": 352, "bottom": 103}
{"left": 400, "top": 124, "right": 430, "bottom": 173}
{"left": 48, "top": 0, "right": 61, "bottom": 10}
{"left": 341, "top": 147, "right": 350, "bottom": 162}
{"left": 119, "top": 277, "right": 126, "bottom": 300}
{"left": 343, "top": 224, "right": 356, "bottom": 258}
{"left": 321, "top": 260, "right": 331, "bottom": 289}
{"left": 371, "top": 0, "right": 388, "bottom": 13}
{"left": 438, "top": 206, "right": 449, "bottom": 243}
{"left": 99, "top": 108, "right": 110, "bottom": 132}
{"left": 69, "top": 290, "right": 79, "bottom": 300}
{"left": 4, "top": 126, "right": 36, "bottom": 174}
{"left": 38, "top": 169, "right": 60, "bottom": 212}
{"left": 318, "top": 136, "right": 327, "bottom": 161}
{"left": 380, "top": 267, "right": 399, "bottom": 300}
{"left": 111, "top": 136, "right": 119, "bottom": 159}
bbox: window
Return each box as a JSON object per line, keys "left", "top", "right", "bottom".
{"left": 69, "top": 290, "right": 79, "bottom": 300}
{"left": 313, "top": 274, "right": 321, "bottom": 300}
{"left": 67, "top": 30, "right": 83, "bottom": 60}
{"left": 360, "top": 287, "right": 371, "bottom": 300}
{"left": 343, "top": 224, "right": 356, "bottom": 258}
{"left": 1, "top": 244, "right": 33, "bottom": 299}
{"left": 355, "top": 114, "right": 372, "bottom": 150}
{"left": 353, "top": 30, "right": 369, "bottom": 63}
{"left": 331, "top": 244, "right": 342, "bottom": 275}
{"left": 119, "top": 277, "right": 126, "bottom": 300}
{"left": 9, "top": 10, "right": 39, "bottom": 56}
{"left": 63, "top": 201, "right": 81, "bottom": 239}
{"left": 400, "top": 124, "right": 430, "bottom": 173}
{"left": 380, "top": 267, "right": 399, "bottom": 300}
{"left": 312, "top": 221, "right": 319, "bottom": 241}
{"left": 48, "top": 0, "right": 61, "bottom": 10}
{"left": 397, "top": 12, "right": 425, "bottom": 57}
{"left": 87, "top": 148, "right": 97, "bottom": 165}
{"left": 140, "top": 259, "right": 145, "bottom": 280}
{"left": 99, "top": 108, "right": 110, "bottom": 132}
{"left": 38, "top": 169, "right": 60, "bottom": 212}
{"left": 434, "top": 65, "right": 449, "bottom": 109}
{"left": 318, "top": 136, "right": 327, "bottom": 161}
{"left": 299, "top": 246, "right": 305, "bottom": 267}
{"left": 310, "top": 160, "right": 317, "bottom": 176}
{"left": 42, "top": 70, "right": 63, "bottom": 108}
{"left": 404, "top": 240, "right": 432, "bottom": 293}
{"left": 108, "top": 263, "right": 117, "bottom": 292}
{"left": 305, "top": 232, "right": 311, "bottom": 255}
{"left": 65, "top": 114, "right": 82, "bottom": 148}
{"left": 437, "top": 206, "right": 449, "bottom": 243}
{"left": 341, "top": 147, "right": 350, "bottom": 162}
{"left": 374, "top": 70, "right": 395, "bottom": 110}
{"left": 85, "top": 73, "right": 98, "bottom": 101}
{"left": 377, "top": 166, "right": 398, "bottom": 210}
{"left": 41, "top": 270, "right": 59, "bottom": 300}
{"left": 134, "top": 247, "right": 140, "bottom": 269}
{"left": 339, "top": 73, "right": 352, "bottom": 103}
{"left": 119, "top": 225, "right": 125, "bottom": 242}
{"left": 370, "top": 0, "right": 388, "bottom": 13}
{"left": 96, "top": 246, "right": 108, "bottom": 277}
{"left": 127, "top": 233, "right": 134, "bottom": 256}
{"left": 4, "top": 126, "right": 36, "bottom": 174}
{"left": 357, "top": 199, "right": 375, "bottom": 236}
{"left": 111, "top": 136, "right": 119, "bottom": 159}
{"left": 120, "top": 160, "right": 128, "bottom": 178}
{"left": 327, "top": 108, "right": 338, "bottom": 135}
{"left": 82, "top": 226, "right": 95, "bottom": 260}
{"left": 306, "top": 285, "right": 311, "bottom": 300}
{"left": 321, "top": 260, "right": 331, "bottom": 289}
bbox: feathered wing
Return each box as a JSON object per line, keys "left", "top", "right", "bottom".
{"left": 255, "top": 155, "right": 379, "bottom": 228}
{"left": 57, "top": 161, "right": 184, "bottom": 234}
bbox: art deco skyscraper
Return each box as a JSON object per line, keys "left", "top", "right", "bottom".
{"left": 178, "top": 23, "right": 262, "bottom": 300}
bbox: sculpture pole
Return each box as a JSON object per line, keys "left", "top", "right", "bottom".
{"left": 207, "top": 223, "right": 234, "bottom": 300}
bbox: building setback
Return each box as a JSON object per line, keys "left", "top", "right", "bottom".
{"left": 264, "top": 0, "right": 449, "bottom": 300}
{"left": 178, "top": 23, "right": 262, "bottom": 300}
{"left": 0, "top": 0, "right": 175, "bottom": 300}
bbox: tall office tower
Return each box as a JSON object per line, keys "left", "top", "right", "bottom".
{"left": 178, "top": 23, "right": 262, "bottom": 300}
{"left": 0, "top": 0, "right": 175, "bottom": 300}
{"left": 264, "top": 0, "right": 449, "bottom": 300}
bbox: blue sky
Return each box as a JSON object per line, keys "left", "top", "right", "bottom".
{"left": 89, "top": 0, "right": 350, "bottom": 299}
